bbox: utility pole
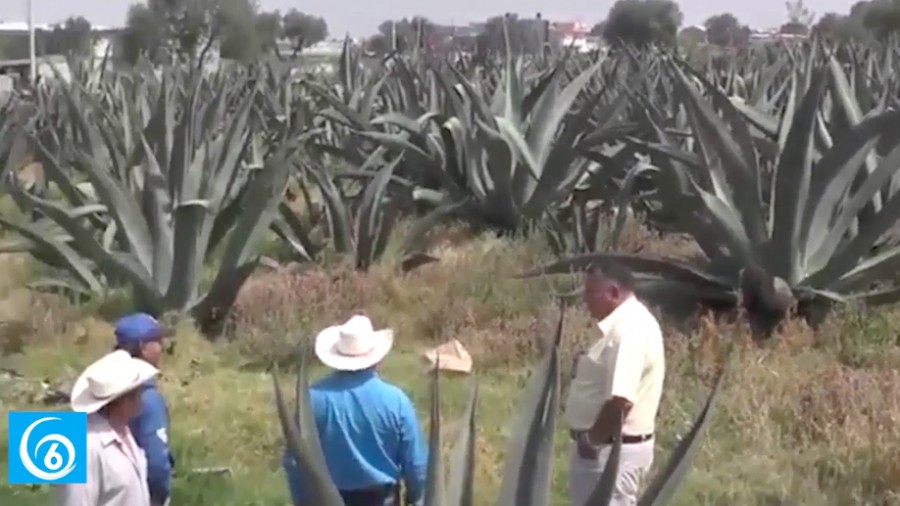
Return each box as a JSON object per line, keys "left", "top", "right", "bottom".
{"left": 28, "top": 0, "right": 37, "bottom": 85}
{"left": 391, "top": 20, "right": 397, "bottom": 52}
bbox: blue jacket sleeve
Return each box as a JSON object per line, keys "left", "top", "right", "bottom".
{"left": 397, "top": 394, "right": 428, "bottom": 505}
{"left": 131, "top": 389, "right": 173, "bottom": 504}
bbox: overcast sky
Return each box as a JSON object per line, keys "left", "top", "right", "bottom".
{"left": 1, "top": 0, "right": 854, "bottom": 37}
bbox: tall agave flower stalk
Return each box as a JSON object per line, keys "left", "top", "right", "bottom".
{"left": 0, "top": 66, "right": 294, "bottom": 334}
{"left": 273, "top": 306, "right": 729, "bottom": 506}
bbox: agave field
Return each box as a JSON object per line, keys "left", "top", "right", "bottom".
{"left": 2, "top": 38, "right": 900, "bottom": 504}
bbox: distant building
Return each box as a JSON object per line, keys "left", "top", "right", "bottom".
{"left": 273, "top": 38, "right": 354, "bottom": 58}
{"left": 0, "top": 21, "right": 121, "bottom": 71}
{"left": 551, "top": 20, "right": 601, "bottom": 52}
{"left": 749, "top": 29, "right": 808, "bottom": 44}
{"left": 552, "top": 21, "right": 592, "bottom": 38}
{"left": 0, "top": 21, "right": 53, "bottom": 32}
{"left": 304, "top": 39, "right": 350, "bottom": 57}
{"left": 0, "top": 20, "right": 77, "bottom": 84}
{"left": 0, "top": 55, "right": 71, "bottom": 91}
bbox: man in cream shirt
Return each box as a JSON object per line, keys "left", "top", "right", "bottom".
{"left": 57, "top": 350, "right": 159, "bottom": 506}
{"left": 565, "top": 262, "right": 665, "bottom": 506}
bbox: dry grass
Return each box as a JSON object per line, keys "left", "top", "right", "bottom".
{"left": 2, "top": 225, "right": 900, "bottom": 506}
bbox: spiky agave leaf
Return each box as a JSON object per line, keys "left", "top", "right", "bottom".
{"left": 518, "top": 252, "right": 739, "bottom": 313}
{"left": 355, "top": 155, "right": 403, "bottom": 270}
{"left": 297, "top": 147, "right": 403, "bottom": 271}
{"left": 424, "top": 354, "right": 445, "bottom": 506}
{"left": 191, "top": 139, "right": 298, "bottom": 333}
{"left": 582, "top": 416, "right": 623, "bottom": 505}
{"left": 272, "top": 352, "right": 344, "bottom": 506}
{"left": 495, "top": 302, "right": 565, "bottom": 506}
{"left": 637, "top": 352, "right": 730, "bottom": 505}
{"left": 445, "top": 382, "right": 478, "bottom": 506}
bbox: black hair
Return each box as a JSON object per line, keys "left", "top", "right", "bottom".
{"left": 585, "top": 260, "right": 636, "bottom": 291}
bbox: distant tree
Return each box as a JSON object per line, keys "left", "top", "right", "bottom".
{"left": 282, "top": 9, "right": 328, "bottom": 53}
{"left": 850, "top": 0, "right": 873, "bottom": 19}
{"left": 813, "top": 13, "right": 844, "bottom": 36}
{"left": 118, "top": 0, "right": 334, "bottom": 64}
{"left": 255, "top": 10, "right": 282, "bottom": 53}
{"left": 603, "top": 0, "right": 683, "bottom": 47}
{"left": 215, "top": 0, "right": 261, "bottom": 61}
{"left": 120, "top": 3, "right": 165, "bottom": 63}
{"left": 46, "top": 16, "right": 94, "bottom": 56}
{"left": 781, "top": 0, "right": 814, "bottom": 35}
{"left": 151, "top": 0, "right": 220, "bottom": 59}
{"left": 477, "top": 14, "right": 544, "bottom": 55}
{"left": 121, "top": 0, "right": 220, "bottom": 64}
{"left": 829, "top": 0, "right": 876, "bottom": 41}
{"left": 589, "top": 21, "right": 606, "bottom": 36}
{"left": 812, "top": 13, "right": 863, "bottom": 42}
{"left": 366, "top": 34, "right": 390, "bottom": 55}
{"left": 376, "top": 17, "right": 435, "bottom": 53}
{"left": 704, "top": 13, "right": 750, "bottom": 47}
{"left": 861, "top": 0, "right": 900, "bottom": 41}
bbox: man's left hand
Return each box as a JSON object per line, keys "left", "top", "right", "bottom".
{"left": 576, "top": 438, "right": 599, "bottom": 460}
{"left": 587, "top": 424, "right": 611, "bottom": 445}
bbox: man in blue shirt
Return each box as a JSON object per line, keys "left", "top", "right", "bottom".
{"left": 113, "top": 313, "right": 175, "bottom": 506}
{"left": 283, "top": 315, "right": 428, "bottom": 506}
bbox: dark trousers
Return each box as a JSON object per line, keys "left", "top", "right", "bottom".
{"left": 339, "top": 484, "right": 401, "bottom": 506}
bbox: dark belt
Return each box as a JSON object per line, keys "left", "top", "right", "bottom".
{"left": 338, "top": 484, "right": 400, "bottom": 506}
{"left": 570, "top": 429, "right": 653, "bottom": 445}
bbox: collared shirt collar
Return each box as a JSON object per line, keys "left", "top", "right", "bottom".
{"left": 597, "top": 295, "right": 640, "bottom": 336}
{"left": 328, "top": 368, "right": 378, "bottom": 385}
{"left": 88, "top": 412, "right": 126, "bottom": 448}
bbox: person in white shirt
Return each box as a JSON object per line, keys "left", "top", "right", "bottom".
{"left": 565, "top": 262, "right": 665, "bottom": 506}
{"left": 57, "top": 350, "right": 160, "bottom": 506}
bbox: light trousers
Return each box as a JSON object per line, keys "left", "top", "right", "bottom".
{"left": 567, "top": 440, "right": 654, "bottom": 506}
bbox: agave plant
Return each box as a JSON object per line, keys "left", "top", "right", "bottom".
{"left": 273, "top": 305, "right": 728, "bottom": 506}
{"left": 0, "top": 66, "right": 295, "bottom": 334}
{"left": 370, "top": 53, "right": 634, "bottom": 235}
{"left": 525, "top": 57, "right": 900, "bottom": 335}
{"left": 274, "top": 149, "right": 409, "bottom": 271}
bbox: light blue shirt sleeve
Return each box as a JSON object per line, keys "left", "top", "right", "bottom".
{"left": 397, "top": 393, "right": 428, "bottom": 504}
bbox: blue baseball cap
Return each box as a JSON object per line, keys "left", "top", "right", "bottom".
{"left": 114, "top": 313, "right": 173, "bottom": 347}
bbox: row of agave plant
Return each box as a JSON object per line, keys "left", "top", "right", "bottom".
{"left": 1, "top": 40, "right": 900, "bottom": 338}
{"left": 273, "top": 306, "right": 731, "bottom": 506}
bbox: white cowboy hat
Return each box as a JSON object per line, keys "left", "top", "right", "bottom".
{"left": 70, "top": 350, "right": 159, "bottom": 413}
{"left": 314, "top": 315, "right": 394, "bottom": 371}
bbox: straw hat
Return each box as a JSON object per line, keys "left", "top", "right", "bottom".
{"left": 422, "top": 339, "right": 473, "bottom": 374}
{"left": 70, "top": 350, "right": 158, "bottom": 413}
{"left": 314, "top": 315, "right": 394, "bottom": 371}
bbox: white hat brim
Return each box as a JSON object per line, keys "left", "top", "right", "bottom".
{"left": 314, "top": 325, "right": 394, "bottom": 371}
{"left": 70, "top": 358, "right": 158, "bottom": 413}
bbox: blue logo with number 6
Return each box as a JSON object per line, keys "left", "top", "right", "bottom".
{"left": 7, "top": 411, "right": 87, "bottom": 484}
